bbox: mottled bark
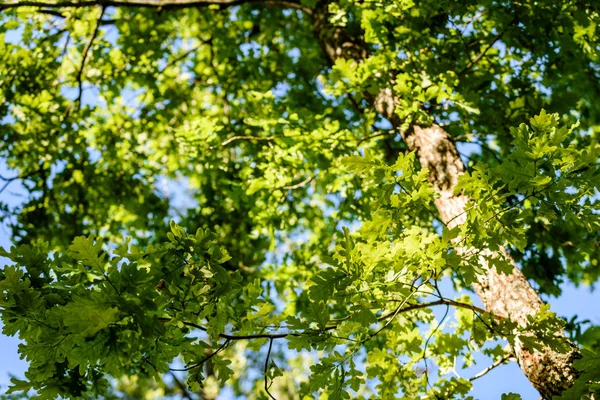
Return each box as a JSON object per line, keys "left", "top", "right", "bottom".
{"left": 312, "top": 3, "right": 580, "bottom": 398}
{"left": 405, "top": 125, "right": 579, "bottom": 399}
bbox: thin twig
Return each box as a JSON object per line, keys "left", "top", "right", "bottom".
{"left": 170, "top": 339, "right": 230, "bottom": 371}
{"left": 421, "top": 304, "right": 450, "bottom": 393}
{"left": 0, "top": 180, "right": 15, "bottom": 195}
{"left": 381, "top": 298, "right": 488, "bottom": 319}
{"left": 281, "top": 175, "right": 314, "bottom": 190}
{"left": 75, "top": 6, "right": 106, "bottom": 110}
{"left": 155, "top": 294, "right": 496, "bottom": 357}
{"left": 264, "top": 338, "right": 276, "bottom": 400}
{"left": 357, "top": 130, "right": 396, "bottom": 145}
{"left": 458, "top": 17, "right": 516, "bottom": 76}
{"left": 397, "top": 181, "right": 447, "bottom": 228}
{"left": 35, "top": 9, "right": 116, "bottom": 24}
{"left": 160, "top": 41, "right": 207, "bottom": 74}
{"left": 469, "top": 355, "right": 512, "bottom": 381}
{"left": 221, "top": 135, "right": 277, "bottom": 146}
{"left": 0, "top": 167, "right": 44, "bottom": 194}
{"left": 360, "top": 283, "right": 422, "bottom": 346}
{"left": 158, "top": 297, "right": 492, "bottom": 343}
{"left": 102, "top": 273, "right": 121, "bottom": 296}
{"left": 448, "top": 19, "right": 474, "bottom": 64}
{"left": 35, "top": 9, "right": 64, "bottom": 17}
{"left": 167, "top": 370, "right": 195, "bottom": 400}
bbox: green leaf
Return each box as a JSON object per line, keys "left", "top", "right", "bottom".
{"left": 62, "top": 295, "right": 120, "bottom": 336}
{"left": 68, "top": 236, "right": 106, "bottom": 272}
{"left": 350, "top": 304, "right": 378, "bottom": 327}
{"left": 6, "top": 377, "right": 32, "bottom": 394}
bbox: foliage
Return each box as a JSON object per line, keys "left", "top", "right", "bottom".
{"left": 0, "top": 1, "right": 599, "bottom": 399}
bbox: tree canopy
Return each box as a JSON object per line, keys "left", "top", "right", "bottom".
{"left": 0, "top": 1, "right": 599, "bottom": 399}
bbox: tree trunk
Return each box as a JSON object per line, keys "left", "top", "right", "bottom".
{"left": 405, "top": 125, "right": 579, "bottom": 399}
{"left": 312, "top": 2, "right": 580, "bottom": 398}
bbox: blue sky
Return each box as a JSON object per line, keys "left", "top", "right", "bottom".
{"left": 1, "top": 16, "right": 600, "bottom": 400}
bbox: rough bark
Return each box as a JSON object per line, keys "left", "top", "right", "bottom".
{"left": 312, "top": 2, "right": 580, "bottom": 398}
{"left": 404, "top": 125, "right": 579, "bottom": 399}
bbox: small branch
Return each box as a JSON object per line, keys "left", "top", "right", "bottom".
{"left": 167, "top": 370, "right": 194, "bottom": 400}
{"left": 156, "top": 298, "right": 492, "bottom": 346}
{"left": 448, "top": 19, "right": 474, "bottom": 64}
{"left": 0, "top": 166, "right": 45, "bottom": 194}
{"left": 379, "top": 298, "right": 489, "bottom": 320}
{"left": 359, "top": 285, "right": 421, "bottom": 346}
{"left": 397, "top": 181, "right": 447, "bottom": 228}
{"left": 157, "top": 318, "right": 306, "bottom": 340}
{"left": 0, "top": 173, "right": 19, "bottom": 182}
{"left": 469, "top": 355, "right": 512, "bottom": 381}
{"left": 0, "top": 0, "right": 312, "bottom": 14}
{"left": 264, "top": 338, "right": 276, "bottom": 400}
{"left": 346, "top": 93, "right": 364, "bottom": 115}
{"left": 281, "top": 175, "right": 314, "bottom": 190}
{"left": 421, "top": 304, "right": 450, "bottom": 392}
{"left": 159, "top": 39, "right": 210, "bottom": 75}
{"left": 170, "top": 339, "right": 230, "bottom": 371}
{"left": 35, "top": 8, "right": 65, "bottom": 17}
{"left": 144, "top": 358, "right": 195, "bottom": 399}
{"left": 357, "top": 130, "right": 396, "bottom": 145}
{"left": 75, "top": 6, "right": 106, "bottom": 110}
{"left": 36, "top": 10, "right": 117, "bottom": 25}
{"left": 221, "top": 135, "right": 277, "bottom": 146}
{"left": 103, "top": 273, "right": 121, "bottom": 296}
{"left": 458, "top": 18, "right": 516, "bottom": 76}
{"left": 0, "top": 179, "right": 17, "bottom": 195}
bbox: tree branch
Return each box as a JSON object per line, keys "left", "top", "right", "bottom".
{"left": 357, "top": 129, "right": 396, "bottom": 145}
{"left": 75, "top": 6, "right": 105, "bottom": 110}
{"left": 281, "top": 175, "right": 314, "bottom": 190}
{"left": 36, "top": 9, "right": 117, "bottom": 25}
{"left": 0, "top": 0, "right": 312, "bottom": 14}
{"left": 458, "top": 17, "right": 516, "bottom": 76}
{"left": 221, "top": 135, "right": 277, "bottom": 146}
{"left": 264, "top": 338, "right": 276, "bottom": 400}
{"left": 469, "top": 354, "right": 513, "bottom": 381}
{"left": 167, "top": 370, "right": 195, "bottom": 400}
{"left": 0, "top": 166, "right": 45, "bottom": 195}
{"left": 170, "top": 339, "right": 230, "bottom": 371}
{"left": 157, "top": 297, "right": 493, "bottom": 343}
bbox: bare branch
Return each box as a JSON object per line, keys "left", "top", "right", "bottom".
{"left": 357, "top": 129, "right": 396, "bottom": 145}
{"left": 0, "top": 180, "right": 15, "bottom": 195}
{"left": 458, "top": 17, "right": 516, "bottom": 76}
{"left": 0, "top": 174, "right": 20, "bottom": 182}
{"left": 421, "top": 304, "right": 451, "bottom": 391}
{"left": 160, "top": 42, "right": 205, "bottom": 75}
{"left": 75, "top": 6, "right": 106, "bottom": 110}
{"left": 36, "top": 9, "right": 117, "bottom": 25}
{"left": 170, "top": 339, "right": 230, "bottom": 371}
{"left": 0, "top": 0, "right": 312, "bottom": 14}
{"left": 264, "top": 338, "right": 276, "bottom": 400}
{"left": 156, "top": 297, "right": 493, "bottom": 345}
{"left": 0, "top": 167, "right": 45, "bottom": 195}
{"left": 469, "top": 355, "right": 513, "bottom": 381}
{"left": 390, "top": 298, "right": 489, "bottom": 316}
{"left": 281, "top": 175, "right": 314, "bottom": 190}
{"left": 221, "top": 135, "right": 277, "bottom": 146}
{"left": 167, "top": 370, "right": 195, "bottom": 400}
{"left": 35, "top": 8, "right": 65, "bottom": 17}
